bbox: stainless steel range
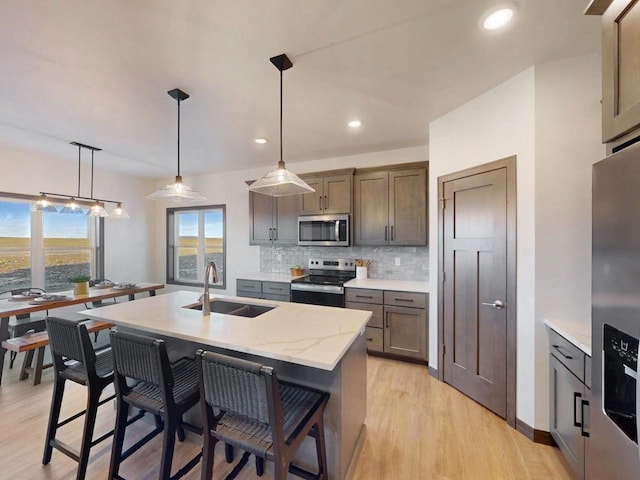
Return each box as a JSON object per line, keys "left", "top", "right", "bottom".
{"left": 291, "top": 258, "right": 356, "bottom": 307}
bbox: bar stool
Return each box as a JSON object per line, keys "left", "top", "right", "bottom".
{"left": 196, "top": 350, "right": 330, "bottom": 480}
{"left": 109, "top": 330, "right": 202, "bottom": 480}
{"left": 42, "top": 316, "right": 120, "bottom": 480}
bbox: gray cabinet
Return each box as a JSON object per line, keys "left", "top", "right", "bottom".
{"left": 548, "top": 329, "right": 590, "bottom": 480}
{"left": 237, "top": 279, "right": 291, "bottom": 302}
{"left": 299, "top": 172, "right": 353, "bottom": 215}
{"left": 249, "top": 192, "right": 298, "bottom": 245}
{"left": 346, "top": 287, "right": 428, "bottom": 361}
{"left": 354, "top": 165, "right": 427, "bottom": 246}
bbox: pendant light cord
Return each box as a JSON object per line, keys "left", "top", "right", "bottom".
{"left": 177, "top": 97, "right": 181, "bottom": 178}
{"left": 280, "top": 69, "right": 283, "bottom": 166}
{"left": 90, "top": 150, "right": 94, "bottom": 199}
{"left": 77, "top": 144, "right": 81, "bottom": 198}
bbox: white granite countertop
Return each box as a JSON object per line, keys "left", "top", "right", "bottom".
{"left": 544, "top": 318, "right": 591, "bottom": 356}
{"left": 238, "top": 272, "right": 303, "bottom": 283}
{"left": 344, "top": 278, "right": 429, "bottom": 293}
{"left": 80, "top": 291, "right": 370, "bottom": 371}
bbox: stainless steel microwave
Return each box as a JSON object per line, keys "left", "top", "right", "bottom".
{"left": 298, "top": 214, "right": 349, "bottom": 246}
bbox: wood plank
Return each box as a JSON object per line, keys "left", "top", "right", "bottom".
{"left": 2, "top": 320, "right": 114, "bottom": 352}
{"left": 0, "top": 355, "right": 573, "bottom": 479}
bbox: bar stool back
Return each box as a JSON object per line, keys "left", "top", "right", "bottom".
{"left": 109, "top": 330, "right": 202, "bottom": 480}
{"left": 196, "top": 350, "right": 330, "bottom": 480}
{"left": 42, "top": 316, "right": 115, "bottom": 480}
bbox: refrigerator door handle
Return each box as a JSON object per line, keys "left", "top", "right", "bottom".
{"left": 573, "top": 391, "right": 583, "bottom": 428}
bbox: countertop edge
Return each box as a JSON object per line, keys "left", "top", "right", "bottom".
{"left": 344, "top": 278, "right": 429, "bottom": 293}
{"left": 544, "top": 318, "right": 592, "bottom": 357}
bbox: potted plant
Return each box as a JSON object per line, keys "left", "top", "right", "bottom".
{"left": 69, "top": 275, "right": 91, "bottom": 296}
{"left": 290, "top": 265, "right": 305, "bottom": 276}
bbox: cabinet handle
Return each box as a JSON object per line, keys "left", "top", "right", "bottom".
{"left": 325, "top": 195, "right": 328, "bottom": 210}
{"left": 268, "top": 228, "right": 272, "bottom": 240}
{"left": 573, "top": 391, "right": 583, "bottom": 428}
{"left": 552, "top": 344, "right": 573, "bottom": 360}
{"left": 273, "top": 228, "right": 277, "bottom": 241}
{"left": 394, "top": 298, "right": 414, "bottom": 303}
{"left": 319, "top": 197, "right": 322, "bottom": 210}
{"left": 385, "top": 311, "right": 390, "bottom": 328}
{"left": 385, "top": 226, "right": 388, "bottom": 241}
{"left": 580, "top": 399, "right": 590, "bottom": 437}
{"left": 391, "top": 225, "right": 394, "bottom": 241}
{"left": 366, "top": 337, "right": 373, "bottom": 342}
{"left": 356, "top": 295, "right": 373, "bottom": 299}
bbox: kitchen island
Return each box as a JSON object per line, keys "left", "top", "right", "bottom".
{"left": 80, "top": 291, "right": 370, "bottom": 480}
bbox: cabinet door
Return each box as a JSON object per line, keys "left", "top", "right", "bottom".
{"left": 354, "top": 171, "right": 389, "bottom": 245}
{"left": 323, "top": 174, "right": 352, "bottom": 214}
{"left": 549, "top": 354, "right": 586, "bottom": 479}
{"left": 249, "top": 192, "right": 274, "bottom": 245}
{"left": 345, "top": 301, "right": 384, "bottom": 328}
{"left": 383, "top": 305, "right": 427, "bottom": 360}
{"left": 389, "top": 168, "right": 427, "bottom": 245}
{"left": 299, "top": 176, "right": 324, "bottom": 215}
{"left": 602, "top": 0, "right": 640, "bottom": 142}
{"left": 273, "top": 194, "right": 299, "bottom": 245}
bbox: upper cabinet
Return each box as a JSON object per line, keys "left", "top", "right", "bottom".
{"left": 249, "top": 191, "right": 298, "bottom": 246}
{"left": 354, "top": 164, "right": 428, "bottom": 246}
{"left": 587, "top": 0, "right": 640, "bottom": 142}
{"left": 299, "top": 171, "right": 353, "bottom": 215}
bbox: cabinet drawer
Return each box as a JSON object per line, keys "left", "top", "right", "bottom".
{"left": 262, "top": 293, "right": 290, "bottom": 302}
{"left": 236, "top": 279, "right": 261, "bottom": 294}
{"left": 384, "top": 290, "right": 427, "bottom": 309}
{"left": 262, "top": 282, "right": 291, "bottom": 296}
{"left": 345, "top": 301, "right": 384, "bottom": 328}
{"left": 346, "top": 288, "right": 383, "bottom": 304}
{"left": 365, "top": 327, "right": 383, "bottom": 352}
{"left": 237, "top": 291, "right": 261, "bottom": 299}
{"left": 549, "top": 329, "right": 585, "bottom": 382}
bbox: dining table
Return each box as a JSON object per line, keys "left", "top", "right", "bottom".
{"left": 0, "top": 282, "right": 164, "bottom": 385}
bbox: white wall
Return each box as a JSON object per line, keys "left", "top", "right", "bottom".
{"left": 533, "top": 53, "right": 604, "bottom": 427}
{"left": 429, "top": 67, "right": 537, "bottom": 425}
{"left": 149, "top": 145, "right": 429, "bottom": 295}
{"left": 0, "top": 143, "right": 157, "bottom": 283}
{"left": 428, "top": 53, "right": 604, "bottom": 429}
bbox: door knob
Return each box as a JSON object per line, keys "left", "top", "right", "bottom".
{"left": 481, "top": 300, "right": 504, "bottom": 310}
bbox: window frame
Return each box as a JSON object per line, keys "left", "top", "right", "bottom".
{"left": 166, "top": 204, "right": 226, "bottom": 289}
{"left": 0, "top": 192, "right": 104, "bottom": 292}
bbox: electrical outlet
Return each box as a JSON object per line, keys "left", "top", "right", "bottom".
{"left": 395, "top": 257, "right": 401, "bottom": 266}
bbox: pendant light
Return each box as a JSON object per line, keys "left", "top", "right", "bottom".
{"left": 31, "top": 194, "right": 58, "bottom": 213}
{"left": 60, "top": 143, "right": 87, "bottom": 214}
{"left": 87, "top": 147, "right": 109, "bottom": 217}
{"left": 147, "top": 88, "right": 207, "bottom": 202}
{"left": 248, "top": 54, "right": 314, "bottom": 197}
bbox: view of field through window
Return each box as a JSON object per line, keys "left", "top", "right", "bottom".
{"left": 175, "top": 209, "right": 224, "bottom": 285}
{"left": 0, "top": 200, "right": 92, "bottom": 292}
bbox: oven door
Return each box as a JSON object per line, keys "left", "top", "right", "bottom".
{"left": 291, "top": 284, "right": 345, "bottom": 307}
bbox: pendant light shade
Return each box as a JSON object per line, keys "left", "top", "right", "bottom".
{"left": 31, "top": 194, "right": 58, "bottom": 213}
{"left": 88, "top": 201, "right": 109, "bottom": 217}
{"left": 111, "top": 202, "right": 130, "bottom": 219}
{"left": 147, "top": 88, "right": 207, "bottom": 202}
{"left": 248, "top": 54, "right": 314, "bottom": 197}
{"left": 60, "top": 198, "right": 85, "bottom": 214}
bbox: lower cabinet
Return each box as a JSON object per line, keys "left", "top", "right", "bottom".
{"left": 548, "top": 329, "right": 590, "bottom": 480}
{"left": 346, "top": 288, "right": 428, "bottom": 361}
{"left": 237, "top": 279, "right": 290, "bottom": 302}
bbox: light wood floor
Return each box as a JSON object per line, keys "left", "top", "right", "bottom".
{"left": 0, "top": 353, "right": 574, "bottom": 479}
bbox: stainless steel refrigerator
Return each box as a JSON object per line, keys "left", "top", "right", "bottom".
{"left": 592, "top": 140, "right": 640, "bottom": 479}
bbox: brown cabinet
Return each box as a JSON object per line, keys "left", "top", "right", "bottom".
{"left": 354, "top": 165, "right": 427, "bottom": 246}
{"left": 588, "top": 0, "right": 640, "bottom": 142}
{"left": 236, "top": 279, "right": 291, "bottom": 302}
{"left": 249, "top": 191, "right": 298, "bottom": 245}
{"left": 299, "top": 172, "right": 352, "bottom": 215}
{"left": 548, "top": 329, "right": 590, "bottom": 480}
{"left": 346, "top": 287, "right": 428, "bottom": 361}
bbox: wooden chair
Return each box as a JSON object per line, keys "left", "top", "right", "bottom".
{"left": 196, "top": 350, "right": 330, "bottom": 480}
{"left": 42, "top": 316, "right": 123, "bottom": 480}
{"left": 109, "top": 330, "right": 202, "bottom": 480}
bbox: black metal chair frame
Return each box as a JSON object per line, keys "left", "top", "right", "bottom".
{"left": 196, "top": 350, "right": 330, "bottom": 480}
{"left": 109, "top": 330, "right": 202, "bottom": 480}
{"left": 0, "top": 288, "right": 47, "bottom": 368}
{"left": 42, "top": 316, "right": 143, "bottom": 480}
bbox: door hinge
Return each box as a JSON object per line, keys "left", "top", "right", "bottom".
{"left": 439, "top": 197, "right": 447, "bottom": 209}
{"left": 442, "top": 343, "right": 446, "bottom": 356}
{"left": 442, "top": 271, "right": 446, "bottom": 282}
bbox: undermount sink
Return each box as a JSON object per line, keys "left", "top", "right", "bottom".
{"left": 187, "top": 299, "right": 275, "bottom": 318}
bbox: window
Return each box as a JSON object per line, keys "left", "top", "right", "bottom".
{"left": 167, "top": 205, "right": 226, "bottom": 288}
{"left": 0, "top": 195, "right": 103, "bottom": 292}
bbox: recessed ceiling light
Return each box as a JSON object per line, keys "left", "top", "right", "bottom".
{"left": 348, "top": 120, "right": 362, "bottom": 128}
{"left": 254, "top": 138, "right": 268, "bottom": 144}
{"left": 482, "top": 6, "right": 515, "bottom": 31}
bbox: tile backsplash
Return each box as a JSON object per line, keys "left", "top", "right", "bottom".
{"left": 260, "top": 246, "right": 429, "bottom": 281}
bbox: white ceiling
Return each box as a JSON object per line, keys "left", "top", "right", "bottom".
{"left": 0, "top": 0, "right": 600, "bottom": 178}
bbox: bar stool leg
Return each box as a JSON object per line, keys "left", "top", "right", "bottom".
{"left": 76, "top": 388, "right": 101, "bottom": 480}
{"left": 159, "top": 415, "right": 178, "bottom": 480}
{"left": 108, "top": 400, "right": 130, "bottom": 479}
{"left": 43, "top": 378, "right": 66, "bottom": 464}
{"left": 201, "top": 434, "right": 216, "bottom": 480}
{"left": 225, "top": 443, "right": 234, "bottom": 463}
{"left": 314, "top": 420, "right": 329, "bottom": 480}
{"left": 255, "top": 456, "right": 265, "bottom": 476}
